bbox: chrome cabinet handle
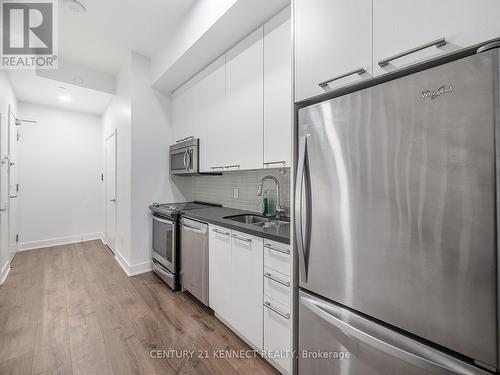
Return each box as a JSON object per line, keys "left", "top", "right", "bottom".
{"left": 212, "top": 228, "right": 230, "bottom": 236}
{"left": 264, "top": 272, "right": 290, "bottom": 287}
{"left": 224, "top": 165, "right": 240, "bottom": 170}
{"left": 176, "top": 136, "right": 194, "bottom": 143}
{"left": 264, "top": 301, "right": 290, "bottom": 320}
{"left": 109, "top": 198, "right": 116, "bottom": 202}
{"left": 378, "top": 38, "right": 447, "bottom": 67}
{"left": 264, "top": 243, "right": 290, "bottom": 255}
{"left": 210, "top": 166, "right": 224, "bottom": 170}
{"left": 9, "top": 195, "right": 17, "bottom": 199}
{"left": 231, "top": 234, "right": 251, "bottom": 243}
{"left": 318, "top": 68, "right": 366, "bottom": 88}
{"left": 263, "top": 161, "right": 286, "bottom": 167}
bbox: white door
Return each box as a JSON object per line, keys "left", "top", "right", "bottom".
{"left": 294, "top": 0, "right": 373, "bottom": 102}
{"left": 373, "top": 0, "right": 500, "bottom": 76}
{"left": 263, "top": 7, "right": 292, "bottom": 168}
{"left": 230, "top": 230, "right": 263, "bottom": 350}
{"left": 8, "top": 105, "right": 18, "bottom": 258}
{"left": 104, "top": 132, "right": 117, "bottom": 253}
{"left": 208, "top": 225, "right": 232, "bottom": 321}
{"left": 0, "top": 113, "right": 8, "bottom": 260}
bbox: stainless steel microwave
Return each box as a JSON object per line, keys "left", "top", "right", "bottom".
{"left": 169, "top": 137, "right": 199, "bottom": 175}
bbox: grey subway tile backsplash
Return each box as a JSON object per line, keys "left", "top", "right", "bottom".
{"left": 191, "top": 168, "right": 290, "bottom": 214}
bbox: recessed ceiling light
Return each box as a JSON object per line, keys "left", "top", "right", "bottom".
{"left": 64, "top": 0, "right": 86, "bottom": 14}
{"left": 59, "top": 95, "right": 72, "bottom": 102}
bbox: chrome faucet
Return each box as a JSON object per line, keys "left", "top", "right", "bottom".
{"left": 257, "top": 175, "right": 285, "bottom": 218}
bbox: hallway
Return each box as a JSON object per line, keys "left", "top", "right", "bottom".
{"left": 0, "top": 241, "right": 277, "bottom": 375}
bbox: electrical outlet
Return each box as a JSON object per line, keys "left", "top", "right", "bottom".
{"left": 233, "top": 188, "right": 239, "bottom": 199}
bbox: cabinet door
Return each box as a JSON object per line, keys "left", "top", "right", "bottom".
{"left": 230, "top": 230, "right": 263, "bottom": 350}
{"left": 194, "top": 56, "right": 227, "bottom": 172}
{"left": 373, "top": 0, "right": 500, "bottom": 76}
{"left": 264, "top": 7, "right": 292, "bottom": 168}
{"left": 225, "top": 27, "right": 264, "bottom": 170}
{"left": 208, "top": 225, "right": 232, "bottom": 322}
{"left": 264, "top": 297, "right": 291, "bottom": 374}
{"left": 294, "top": 0, "right": 373, "bottom": 102}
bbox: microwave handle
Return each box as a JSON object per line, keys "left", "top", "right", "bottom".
{"left": 183, "top": 150, "right": 189, "bottom": 170}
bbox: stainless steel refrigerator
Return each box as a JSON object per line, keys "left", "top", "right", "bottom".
{"left": 295, "top": 45, "right": 500, "bottom": 374}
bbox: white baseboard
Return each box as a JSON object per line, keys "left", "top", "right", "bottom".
{"left": 18, "top": 233, "right": 103, "bottom": 251}
{"left": 0, "top": 260, "right": 11, "bottom": 285}
{"left": 113, "top": 249, "right": 152, "bottom": 277}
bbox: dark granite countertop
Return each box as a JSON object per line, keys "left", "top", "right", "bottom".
{"left": 183, "top": 207, "right": 290, "bottom": 245}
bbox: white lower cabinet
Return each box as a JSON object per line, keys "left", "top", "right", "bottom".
{"left": 209, "top": 229, "right": 292, "bottom": 373}
{"left": 264, "top": 297, "right": 292, "bottom": 374}
{"left": 230, "top": 231, "right": 264, "bottom": 350}
{"left": 263, "top": 239, "right": 292, "bottom": 374}
{"left": 208, "top": 225, "right": 232, "bottom": 322}
{"left": 208, "top": 225, "right": 263, "bottom": 350}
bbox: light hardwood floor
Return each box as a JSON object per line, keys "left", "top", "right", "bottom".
{"left": 0, "top": 240, "right": 278, "bottom": 375}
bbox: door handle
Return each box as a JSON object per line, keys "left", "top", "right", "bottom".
{"left": 295, "top": 136, "right": 311, "bottom": 282}
{"left": 301, "top": 294, "right": 489, "bottom": 375}
{"left": 212, "top": 228, "right": 230, "bottom": 236}
{"left": 183, "top": 150, "right": 189, "bottom": 170}
{"left": 231, "top": 234, "right": 251, "bottom": 243}
{"left": 264, "top": 243, "right": 290, "bottom": 255}
{"left": 264, "top": 301, "right": 290, "bottom": 320}
{"left": 318, "top": 67, "right": 366, "bottom": 88}
{"left": 264, "top": 272, "right": 290, "bottom": 287}
{"left": 378, "top": 38, "right": 447, "bottom": 67}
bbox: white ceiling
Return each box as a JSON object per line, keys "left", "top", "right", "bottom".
{"left": 58, "top": 0, "right": 198, "bottom": 74}
{"left": 8, "top": 0, "right": 198, "bottom": 114}
{"left": 8, "top": 70, "right": 113, "bottom": 115}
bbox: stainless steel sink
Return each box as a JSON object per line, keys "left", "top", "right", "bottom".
{"left": 223, "top": 214, "right": 269, "bottom": 225}
{"left": 223, "top": 214, "right": 290, "bottom": 228}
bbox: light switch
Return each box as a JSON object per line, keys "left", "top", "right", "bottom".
{"left": 233, "top": 188, "right": 239, "bottom": 199}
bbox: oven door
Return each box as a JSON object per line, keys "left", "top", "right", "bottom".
{"left": 170, "top": 146, "right": 197, "bottom": 174}
{"left": 152, "top": 215, "right": 176, "bottom": 273}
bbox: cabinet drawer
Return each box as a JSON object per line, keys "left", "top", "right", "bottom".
{"left": 264, "top": 267, "right": 291, "bottom": 308}
{"left": 264, "top": 240, "right": 291, "bottom": 276}
{"left": 264, "top": 297, "right": 291, "bottom": 374}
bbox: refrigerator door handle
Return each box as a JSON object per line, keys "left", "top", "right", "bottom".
{"left": 295, "top": 135, "right": 311, "bottom": 282}
{"left": 301, "top": 295, "right": 490, "bottom": 375}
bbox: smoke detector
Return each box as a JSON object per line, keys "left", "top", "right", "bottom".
{"left": 64, "top": 0, "right": 86, "bottom": 14}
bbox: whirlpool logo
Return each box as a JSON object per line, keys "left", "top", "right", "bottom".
{"left": 421, "top": 85, "right": 453, "bottom": 100}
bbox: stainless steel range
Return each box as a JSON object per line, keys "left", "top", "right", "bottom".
{"left": 149, "top": 201, "right": 220, "bottom": 290}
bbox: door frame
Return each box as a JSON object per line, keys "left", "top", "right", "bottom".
{"left": 104, "top": 129, "right": 117, "bottom": 253}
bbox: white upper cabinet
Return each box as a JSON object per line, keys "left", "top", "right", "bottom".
{"left": 192, "top": 56, "right": 226, "bottom": 172}
{"left": 263, "top": 7, "right": 292, "bottom": 168}
{"left": 373, "top": 0, "right": 500, "bottom": 76}
{"left": 294, "top": 0, "right": 373, "bottom": 102}
{"left": 225, "top": 27, "right": 264, "bottom": 171}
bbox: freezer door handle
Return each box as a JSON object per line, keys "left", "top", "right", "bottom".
{"left": 295, "top": 136, "right": 311, "bottom": 282}
{"left": 301, "top": 294, "right": 491, "bottom": 375}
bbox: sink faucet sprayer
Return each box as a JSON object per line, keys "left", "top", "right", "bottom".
{"left": 257, "top": 175, "right": 285, "bottom": 218}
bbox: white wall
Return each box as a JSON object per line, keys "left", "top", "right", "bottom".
{"left": 102, "top": 57, "right": 132, "bottom": 264}
{"left": 151, "top": 0, "right": 237, "bottom": 82}
{"left": 0, "top": 71, "right": 18, "bottom": 283}
{"left": 130, "top": 52, "right": 190, "bottom": 267}
{"left": 17, "top": 102, "right": 103, "bottom": 251}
